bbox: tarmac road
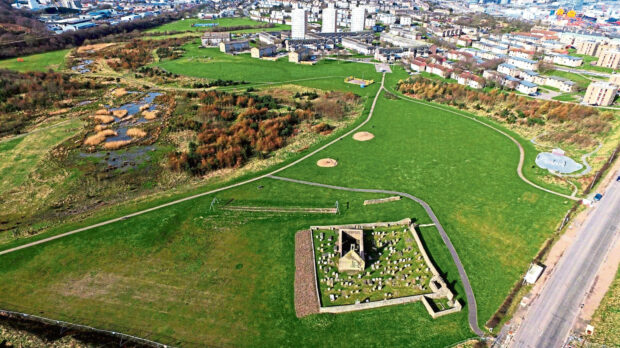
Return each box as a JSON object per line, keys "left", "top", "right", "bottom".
{"left": 511, "top": 172, "right": 620, "bottom": 348}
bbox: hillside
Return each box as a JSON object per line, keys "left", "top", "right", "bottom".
{"left": 0, "top": 0, "right": 50, "bottom": 43}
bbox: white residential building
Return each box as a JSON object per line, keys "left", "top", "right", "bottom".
{"left": 291, "top": 8, "right": 307, "bottom": 39}
{"left": 322, "top": 4, "right": 337, "bottom": 33}
{"left": 351, "top": 6, "right": 366, "bottom": 32}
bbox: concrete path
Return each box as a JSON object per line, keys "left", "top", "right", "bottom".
{"left": 385, "top": 88, "right": 580, "bottom": 201}
{"left": 267, "top": 175, "right": 485, "bottom": 337}
{"left": 0, "top": 71, "right": 484, "bottom": 337}
{"left": 510, "top": 171, "right": 620, "bottom": 347}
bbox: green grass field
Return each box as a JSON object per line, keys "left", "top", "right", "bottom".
{"left": 0, "top": 49, "right": 70, "bottom": 72}
{"left": 146, "top": 17, "right": 290, "bottom": 34}
{"left": 280, "top": 80, "right": 569, "bottom": 325}
{"left": 552, "top": 93, "right": 578, "bottom": 102}
{"left": 156, "top": 44, "right": 381, "bottom": 88}
{"left": 0, "top": 56, "right": 573, "bottom": 346}
{"left": 0, "top": 119, "right": 82, "bottom": 195}
{"left": 543, "top": 69, "right": 595, "bottom": 90}
{"left": 0, "top": 179, "right": 473, "bottom": 347}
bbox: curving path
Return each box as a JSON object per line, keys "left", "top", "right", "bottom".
{"left": 385, "top": 88, "right": 581, "bottom": 201}
{"left": 1, "top": 69, "right": 576, "bottom": 341}
{"left": 267, "top": 175, "right": 485, "bottom": 336}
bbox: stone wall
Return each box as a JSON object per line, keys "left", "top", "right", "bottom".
{"left": 307, "top": 218, "right": 461, "bottom": 318}
{"left": 363, "top": 196, "right": 402, "bottom": 205}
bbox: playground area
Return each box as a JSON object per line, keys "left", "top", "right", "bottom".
{"left": 345, "top": 76, "right": 374, "bottom": 88}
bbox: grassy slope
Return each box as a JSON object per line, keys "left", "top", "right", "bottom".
{"left": 146, "top": 17, "right": 290, "bottom": 34}
{"left": 544, "top": 69, "right": 593, "bottom": 89}
{"left": 156, "top": 44, "right": 379, "bottom": 85}
{"left": 280, "top": 69, "right": 569, "bottom": 327}
{"left": 589, "top": 267, "right": 620, "bottom": 346}
{"left": 0, "top": 54, "right": 572, "bottom": 345}
{"left": 0, "top": 49, "right": 70, "bottom": 72}
{"left": 0, "top": 119, "right": 82, "bottom": 195}
{"left": 0, "top": 178, "right": 472, "bottom": 347}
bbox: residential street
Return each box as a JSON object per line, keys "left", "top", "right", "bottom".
{"left": 511, "top": 172, "right": 620, "bottom": 348}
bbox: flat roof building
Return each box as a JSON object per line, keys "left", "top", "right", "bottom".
{"left": 291, "top": 8, "right": 307, "bottom": 39}
{"left": 251, "top": 45, "right": 277, "bottom": 58}
{"left": 597, "top": 50, "right": 620, "bottom": 70}
{"left": 583, "top": 81, "right": 618, "bottom": 106}
{"left": 219, "top": 40, "right": 249, "bottom": 54}
{"left": 321, "top": 4, "right": 337, "bottom": 33}
{"left": 351, "top": 6, "right": 366, "bottom": 32}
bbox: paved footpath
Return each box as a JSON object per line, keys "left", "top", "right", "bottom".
{"left": 511, "top": 171, "right": 620, "bottom": 347}
{"left": 268, "top": 175, "right": 485, "bottom": 336}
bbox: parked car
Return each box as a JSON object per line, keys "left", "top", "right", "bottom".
{"left": 594, "top": 193, "right": 603, "bottom": 201}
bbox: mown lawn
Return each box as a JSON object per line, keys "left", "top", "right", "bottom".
{"left": 0, "top": 49, "right": 70, "bottom": 72}
{"left": 0, "top": 178, "right": 472, "bottom": 347}
{"left": 156, "top": 44, "right": 382, "bottom": 87}
{"left": 0, "top": 60, "right": 572, "bottom": 346}
{"left": 281, "top": 70, "right": 570, "bottom": 327}
{"left": 543, "top": 69, "right": 594, "bottom": 89}
{"left": 0, "top": 119, "right": 82, "bottom": 195}
{"left": 552, "top": 93, "right": 578, "bottom": 102}
{"left": 146, "top": 17, "right": 290, "bottom": 34}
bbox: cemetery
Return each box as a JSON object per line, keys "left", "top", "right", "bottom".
{"left": 302, "top": 218, "right": 462, "bottom": 318}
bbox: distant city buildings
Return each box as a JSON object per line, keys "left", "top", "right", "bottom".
{"left": 322, "top": 4, "right": 337, "bottom": 34}
{"left": 291, "top": 8, "right": 307, "bottom": 39}
{"left": 597, "top": 50, "right": 620, "bottom": 70}
{"left": 583, "top": 82, "right": 618, "bottom": 106}
{"left": 351, "top": 6, "right": 366, "bottom": 32}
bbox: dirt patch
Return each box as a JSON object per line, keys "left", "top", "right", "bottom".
{"left": 353, "top": 131, "right": 374, "bottom": 141}
{"left": 317, "top": 158, "right": 337, "bottom": 167}
{"left": 294, "top": 230, "right": 320, "bottom": 317}
{"left": 77, "top": 43, "right": 116, "bottom": 53}
{"left": 56, "top": 273, "right": 122, "bottom": 299}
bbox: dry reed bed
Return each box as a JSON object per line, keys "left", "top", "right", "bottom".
{"left": 103, "top": 140, "right": 132, "bottom": 150}
{"left": 127, "top": 128, "right": 147, "bottom": 138}
{"left": 84, "top": 129, "right": 117, "bottom": 146}
{"left": 112, "top": 109, "right": 128, "bottom": 118}
{"left": 142, "top": 110, "right": 158, "bottom": 120}
{"left": 93, "top": 115, "right": 115, "bottom": 124}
